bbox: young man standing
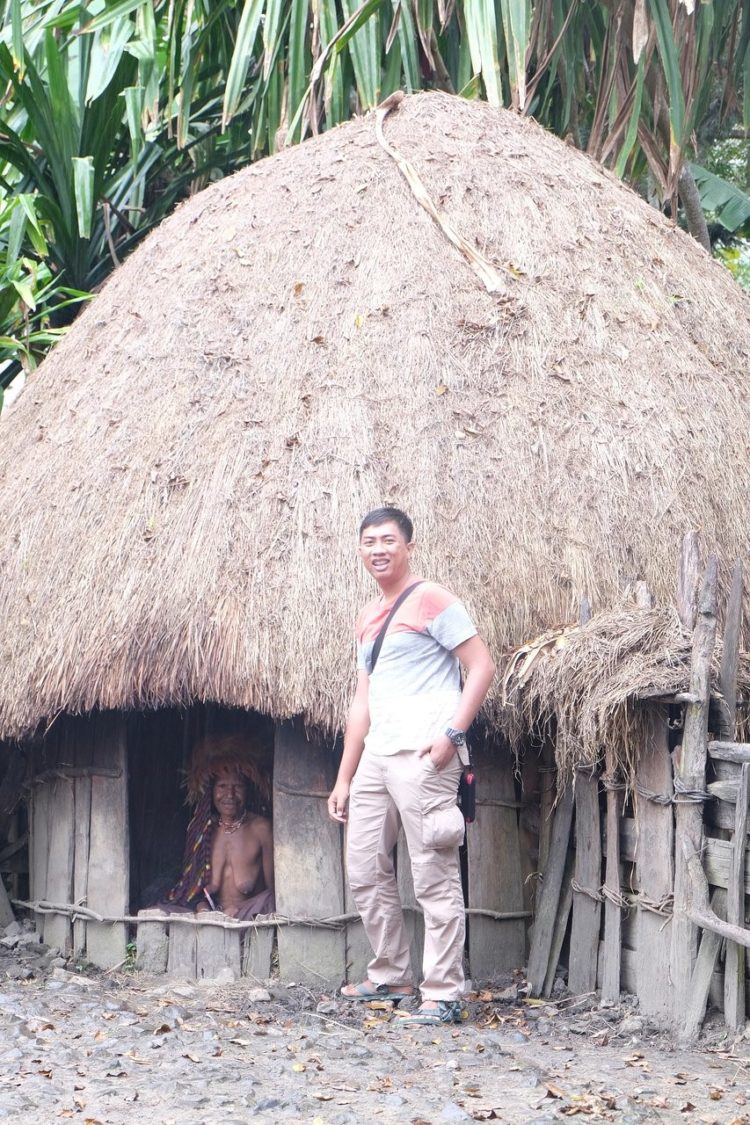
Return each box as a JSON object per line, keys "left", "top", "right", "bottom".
{"left": 328, "top": 507, "right": 496, "bottom": 1026}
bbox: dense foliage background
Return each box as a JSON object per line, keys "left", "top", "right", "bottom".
{"left": 1, "top": 0, "right": 748, "bottom": 409}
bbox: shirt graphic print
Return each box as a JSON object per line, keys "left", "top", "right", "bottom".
{"left": 356, "top": 581, "right": 477, "bottom": 755}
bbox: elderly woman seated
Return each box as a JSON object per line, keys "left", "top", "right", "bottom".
{"left": 161, "top": 736, "right": 275, "bottom": 920}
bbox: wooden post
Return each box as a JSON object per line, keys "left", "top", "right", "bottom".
{"left": 29, "top": 767, "right": 50, "bottom": 935}
{"left": 42, "top": 777, "right": 75, "bottom": 952}
{"left": 526, "top": 787, "right": 574, "bottom": 995}
{"left": 168, "top": 925, "right": 197, "bottom": 978}
{"left": 681, "top": 889, "right": 727, "bottom": 1041}
{"left": 720, "top": 560, "right": 743, "bottom": 732}
{"left": 135, "top": 909, "right": 169, "bottom": 973}
{"left": 273, "top": 722, "right": 346, "bottom": 987}
{"left": 468, "top": 743, "right": 525, "bottom": 980}
{"left": 538, "top": 739, "right": 556, "bottom": 877}
{"left": 635, "top": 706, "right": 674, "bottom": 1020}
{"left": 542, "top": 851, "right": 574, "bottom": 996}
{"left": 671, "top": 556, "right": 718, "bottom": 1026}
{"left": 677, "top": 531, "right": 701, "bottom": 632}
{"left": 197, "top": 924, "right": 242, "bottom": 980}
{"left": 73, "top": 775, "right": 92, "bottom": 957}
{"left": 719, "top": 560, "right": 742, "bottom": 733}
{"left": 518, "top": 749, "right": 541, "bottom": 927}
{"left": 721, "top": 560, "right": 744, "bottom": 1029}
{"left": 71, "top": 719, "right": 94, "bottom": 957}
{"left": 568, "top": 767, "right": 602, "bottom": 995}
{"left": 725, "top": 763, "right": 749, "bottom": 1028}
{"left": 85, "top": 714, "right": 129, "bottom": 969}
{"left": 600, "top": 762, "right": 622, "bottom": 1006}
{"left": 242, "top": 926, "right": 275, "bottom": 980}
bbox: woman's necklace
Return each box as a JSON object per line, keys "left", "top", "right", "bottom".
{"left": 218, "top": 811, "right": 247, "bottom": 834}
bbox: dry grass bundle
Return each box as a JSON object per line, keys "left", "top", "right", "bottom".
{"left": 1, "top": 91, "right": 750, "bottom": 740}
{"left": 503, "top": 607, "right": 750, "bottom": 784}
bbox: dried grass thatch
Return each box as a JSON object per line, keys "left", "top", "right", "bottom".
{"left": 503, "top": 606, "right": 750, "bottom": 783}
{"left": 1, "top": 92, "right": 750, "bottom": 741}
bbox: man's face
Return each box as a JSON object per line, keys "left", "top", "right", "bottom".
{"left": 358, "top": 519, "right": 414, "bottom": 586}
{"left": 212, "top": 770, "right": 247, "bottom": 821}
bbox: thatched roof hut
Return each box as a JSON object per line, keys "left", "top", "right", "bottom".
{"left": 2, "top": 91, "right": 750, "bottom": 743}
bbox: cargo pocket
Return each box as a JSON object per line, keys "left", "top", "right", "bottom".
{"left": 422, "top": 803, "right": 465, "bottom": 849}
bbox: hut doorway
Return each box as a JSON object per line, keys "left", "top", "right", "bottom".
{"left": 24, "top": 706, "right": 275, "bottom": 971}
{"left": 128, "top": 705, "right": 275, "bottom": 916}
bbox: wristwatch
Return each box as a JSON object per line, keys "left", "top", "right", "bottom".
{"left": 445, "top": 727, "right": 466, "bottom": 747}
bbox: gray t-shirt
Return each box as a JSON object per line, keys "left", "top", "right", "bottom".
{"left": 356, "top": 581, "right": 477, "bottom": 755}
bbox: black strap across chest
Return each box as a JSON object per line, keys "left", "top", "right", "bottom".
{"left": 369, "top": 580, "right": 425, "bottom": 673}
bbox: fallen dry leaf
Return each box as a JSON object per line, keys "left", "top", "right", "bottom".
{"left": 545, "top": 1083, "right": 567, "bottom": 1099}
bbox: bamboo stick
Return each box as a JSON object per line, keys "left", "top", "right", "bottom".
{"left": 12, "top": 899, "right": 531, "bottom": 930}
{"left": 725, "top": 762, "right": 749, "bottom": 1028}
{"left": 684, "top": 843, "right": 750, "bottom": 950}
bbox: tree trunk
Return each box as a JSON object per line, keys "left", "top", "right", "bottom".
{"left": 679, "top": 166, "right": 711, "bottom": 252}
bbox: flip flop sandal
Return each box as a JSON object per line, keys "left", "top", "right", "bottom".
{"left": 339, "top": 982, "right": 415, "bottom": 1003}
{"left": 395, "top": 1001, "right": 463, "bottom": 1026}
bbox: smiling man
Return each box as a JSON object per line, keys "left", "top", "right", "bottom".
{"left": 328, "top": 507, "right": 496, "bottom": 1027}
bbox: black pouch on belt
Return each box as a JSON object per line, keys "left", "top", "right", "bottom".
{"left": 457, "top": 766, "right": 476, "bottom": 824}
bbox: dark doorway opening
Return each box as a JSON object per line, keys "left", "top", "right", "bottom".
{"left": 127, "top": 706, "right": 274, "bottom": 913}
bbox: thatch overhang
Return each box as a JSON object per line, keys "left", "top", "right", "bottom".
{"left": 1, "top": 92, "right": 750, "bottom": 742}
{"left": 503, "top": 608, "right": 750, "bottom": 781}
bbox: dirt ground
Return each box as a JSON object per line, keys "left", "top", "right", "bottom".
{"left": 1, "top": 926, "right": 750, "bottom": 1125}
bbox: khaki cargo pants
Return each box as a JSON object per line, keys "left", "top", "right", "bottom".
{"left": 346, "top": 748, "right": 465, "bottom": 1000}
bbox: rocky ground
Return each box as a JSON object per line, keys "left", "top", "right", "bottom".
{"left": 1, "top": 919, "right": 750, "bottom": 1124}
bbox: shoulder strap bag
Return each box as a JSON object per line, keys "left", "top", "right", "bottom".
{"left": 369, "top": 580, "right": 424, "bottom": 673}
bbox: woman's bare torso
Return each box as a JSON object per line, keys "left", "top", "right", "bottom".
{"left": 206, "top": 815, "right": 270, "bottom": 917}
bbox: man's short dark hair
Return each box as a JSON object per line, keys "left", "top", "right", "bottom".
{"left": 359, "top": 507, "right": 414, "bottom": 542}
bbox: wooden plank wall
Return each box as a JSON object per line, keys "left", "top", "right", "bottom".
{"left": 43, "top": 777, "right": 75, "bottom": 952}
{"left": 468, "top": 743, "right": 525, "bottom": 980}
{"left": 634, "top": 706, "right": 674, "bottom": 1019}
{"left": 274, "top": 721, "right": 346, "bottom": 987}
{"left": 568, "top": 770, "right": 602, "bottom": 994}
{"left": 28, "top": 713, "right": 129, "bottom": 966}
{"left": 85, "top": 713, "right": 129, "bottom": 968}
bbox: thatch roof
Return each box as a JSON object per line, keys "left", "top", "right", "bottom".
{"left": 2, "top": 91, "right": 750, "bottom": 742}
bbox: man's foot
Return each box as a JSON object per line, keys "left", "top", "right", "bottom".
{"left": 394, "top": 1000, "right": 463, "bottom": 1026}
{"left": 339, "top": 980, "right": 415, "bottom": 1002}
